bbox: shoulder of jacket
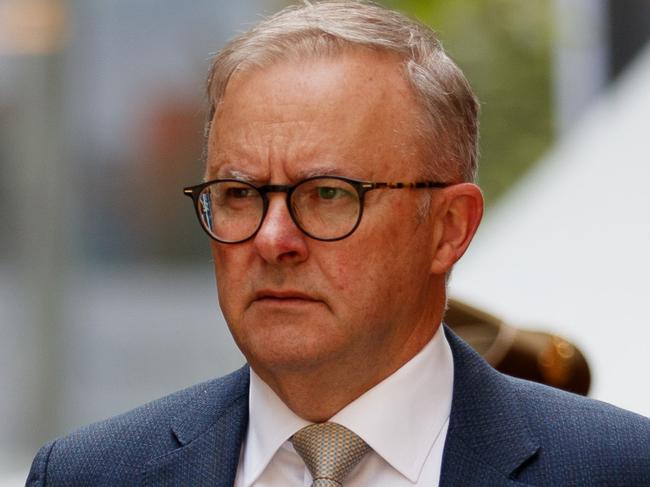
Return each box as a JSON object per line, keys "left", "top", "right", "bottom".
{"left": 507, "top": 373, "right": 650, "bottom": 455}
{"left": 26, "top": 366, "right": 250, "bottom": 486}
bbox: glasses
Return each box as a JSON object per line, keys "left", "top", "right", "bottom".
{"left": 183, "top": 175, "right": 451, "bottom": 243}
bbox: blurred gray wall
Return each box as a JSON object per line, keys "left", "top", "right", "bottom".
{"left": 1, "top": 0, "right": 271, "bottom": 477}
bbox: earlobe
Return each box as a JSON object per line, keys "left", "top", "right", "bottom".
{"left": 430, "top": 183, "right": 484, "bottom": 275}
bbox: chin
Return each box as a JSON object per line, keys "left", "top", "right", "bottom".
{"left": 237, "top": 322, "right": 346, "bottom": 373}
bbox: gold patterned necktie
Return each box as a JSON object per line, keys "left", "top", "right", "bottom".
{"left": 290, "top": 422, "right": 371, "bottom": 487}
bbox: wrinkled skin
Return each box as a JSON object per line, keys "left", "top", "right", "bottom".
{"left": 206, "top": 49, "right": 483, "bottom": 420}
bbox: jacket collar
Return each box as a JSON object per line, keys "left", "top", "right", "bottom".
{"left": 142, "top": 366, "right": 250, "bottom": 486}
{"left": 441, "top": 326, "right": 539, "bottom": 486}
{"left": 140, "top": 328, "right": 540, "bottom": 485}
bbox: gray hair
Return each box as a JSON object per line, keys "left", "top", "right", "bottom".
{"left": 206, "top": 0, "right": 479, "bottom": 183}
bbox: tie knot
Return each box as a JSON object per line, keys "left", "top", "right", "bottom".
{"left": 291, "top": 423, "right": 370, "bottom": 486}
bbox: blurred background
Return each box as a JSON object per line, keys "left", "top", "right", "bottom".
{"left": 1, "top": 0, "right": 649, "bottom": 482}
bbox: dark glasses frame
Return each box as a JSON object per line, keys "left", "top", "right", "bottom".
{"left": 183, "top": 175, "right": 451, "bottom": 243}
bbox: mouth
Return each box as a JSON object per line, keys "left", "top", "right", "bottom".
{"left": 253, "top": 289, "right": 322, "bottom": 306}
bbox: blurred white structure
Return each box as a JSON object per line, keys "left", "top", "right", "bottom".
{"left": 451, "top": 43, "right": 650, "bottom": 417}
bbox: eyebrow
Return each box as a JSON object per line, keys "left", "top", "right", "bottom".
{"left": 297, "top": 163, "right": 368, "bottom": 181}
{"left": 206, "top": 163, "right": 366, "bottom": 184}
{"left": 205, "top": 167, "right": 257, "bottom": 183}
{"left": 299, "top": 165, "right": 344, "bottom": 179}
{"left": 220, "top": 169, "right": 256, "bottom": 182}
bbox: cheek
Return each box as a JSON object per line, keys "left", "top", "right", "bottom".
{"left": 211, "top": 242, "right": 248, "bottom": 274}
{"left": 320, "top": 243, "right": 367, "bottom": 290}
{"left": 330, "top": 259, "right": 354, "bottom": 293}
{"left": 320, "top": 239, "right": 398, "bottom": 308}
{"left": 341, "top": 224, "right": 425, "bottom": 297}
{"left": 211, "top": 244, "right": 249, "bottom": 311}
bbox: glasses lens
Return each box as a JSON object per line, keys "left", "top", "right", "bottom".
{"left": 197, "top": 181, "right": 263, "bottom": 242}
{"left": 291, "top": 178, "right": 361, "bottom": 240}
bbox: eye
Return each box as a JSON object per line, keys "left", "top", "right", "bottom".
{"left": 317, "top": 186, "right": 344, "bottom": 200}
{"left": 294, "top": 178, "right": 358, "bottom": 207}
{"left": 225, "top": 187, "right": 256, "bottom": 199}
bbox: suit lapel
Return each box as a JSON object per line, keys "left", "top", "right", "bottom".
{"left": 140, "top": 330, "right": 540, "bottom": 485}
{"left": 441, "top": 327, "right": 539, "bottom": 486}
{"left": 142, "top": 367, "right": 250, "bottom": 487}
{"left": 440, "top": 438, "right": 535, "bottom": 486}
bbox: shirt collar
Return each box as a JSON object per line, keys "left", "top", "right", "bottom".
{"left": 241, "top": 325, "right": 454, "bottom": 485}
{"left": 241, "top": 369, "right": 311, "bottom": 486}
{"left": 331, "top": 325, "right": 454, "bottom": 481}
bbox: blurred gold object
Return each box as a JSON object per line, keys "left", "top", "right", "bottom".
{"left": 445, "top": 298, "right": 591, "bottom": 395}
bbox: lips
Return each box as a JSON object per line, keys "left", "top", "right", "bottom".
{"left": 253, "top": 289, "right": 320, "bottom": 302}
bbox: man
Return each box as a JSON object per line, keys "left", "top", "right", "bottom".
{"left": 27, "top": 1, "right": 650, "bottom": 486}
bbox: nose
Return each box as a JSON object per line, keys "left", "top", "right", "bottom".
{"left": 253, "top": 195, "right": 309, "bottom": 264}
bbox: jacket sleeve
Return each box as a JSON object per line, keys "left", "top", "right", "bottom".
{"left": 25, "top": 440, "right": 57, "bottom": 487}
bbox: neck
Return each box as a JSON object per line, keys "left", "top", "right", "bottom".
{"left": 251, "top": 295, "right": 447, "bottom": 422}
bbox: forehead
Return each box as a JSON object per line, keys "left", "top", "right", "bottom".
{"left": 206, "top": 48, "right": 425, "bottom": 181}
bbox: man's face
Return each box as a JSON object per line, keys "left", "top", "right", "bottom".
{"left": 206, "top": 49, "right": 443, "bottom": 384}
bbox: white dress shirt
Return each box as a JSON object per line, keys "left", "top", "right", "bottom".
{"left": 233, "top": 325, "right": 454, "bottom": 487}
{"left": 234, "top": 326, "right": 454, "bottom": 487}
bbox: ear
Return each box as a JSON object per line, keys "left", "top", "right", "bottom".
{"left": 430, "top": 183, "right": 484, "bottom": 275}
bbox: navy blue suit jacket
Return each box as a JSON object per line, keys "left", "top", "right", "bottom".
{"left": 27, "top": 328, "right": 650, "bottom": 486}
